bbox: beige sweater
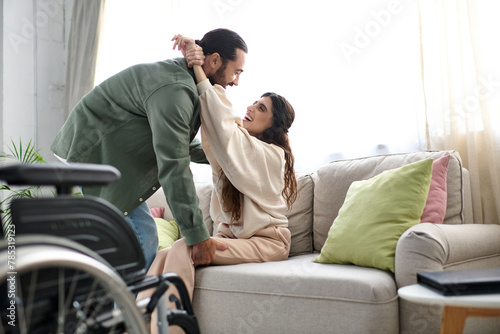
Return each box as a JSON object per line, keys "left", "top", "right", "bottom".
{"left": 197, "top": 79, "right": 288, "bottom": 238}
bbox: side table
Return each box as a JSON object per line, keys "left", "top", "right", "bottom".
{"left": 398, "top": 284, "right": 500, "bottom": 334}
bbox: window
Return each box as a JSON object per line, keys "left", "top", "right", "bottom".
{"left": 95, "top": 0, "right": 423, "bottom": 181}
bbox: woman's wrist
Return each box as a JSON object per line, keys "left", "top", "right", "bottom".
{"left": 193, "top": 65, "right": 207, "bottom": 84}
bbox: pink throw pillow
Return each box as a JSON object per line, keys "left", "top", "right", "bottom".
{"left": 420, "top": 155, "right": 450, "bottom": 224}
{"left": 150, "top": 207, "right": 165, "bottom": 218}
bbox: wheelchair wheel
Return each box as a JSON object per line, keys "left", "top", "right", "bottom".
{"left": 0, "top": 240, "right": 148, "bottom": 334}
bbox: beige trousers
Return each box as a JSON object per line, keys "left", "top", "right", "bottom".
{"left": 138, "top": 225, "right": 291, "bottom": 334}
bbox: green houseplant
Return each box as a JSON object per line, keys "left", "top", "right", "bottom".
{"left": 0, "top": 139, "right": 46, "bottom": 236}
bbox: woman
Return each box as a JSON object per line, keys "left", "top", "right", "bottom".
{"left": 140, "top": 35, "right": 297, "bottom": 333}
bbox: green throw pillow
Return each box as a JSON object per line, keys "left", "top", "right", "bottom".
{"left": 154, "top": 218, "right": 179, "bottom": 250}
{"left": 313, "top": 158, "right": 433, "bottom": 272}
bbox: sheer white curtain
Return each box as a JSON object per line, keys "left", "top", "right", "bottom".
{"left": 94, "top": 0, "right": 180, "bottom": 86}
{"left": 63, "top": 0, "right": 106, "bottom": 118}
{"left": 419, "top": 0, "right": 500, "bottom": 224}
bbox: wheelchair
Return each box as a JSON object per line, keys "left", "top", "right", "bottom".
{"left": 0, "top": 163, "right": 200, "bottom": 333}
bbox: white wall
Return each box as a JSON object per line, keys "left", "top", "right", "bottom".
{"left": 2, "top": 0, "right": 73, "bottom": 161}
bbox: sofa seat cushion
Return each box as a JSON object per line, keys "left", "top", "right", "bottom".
{"left": 192, "top": 254, "right": 399, "bottom": 334}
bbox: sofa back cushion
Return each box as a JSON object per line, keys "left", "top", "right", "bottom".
{"left": 286, "top": 174, "right": 314, "bottom": 256}
{"left": 312, "top": 151, "right": 467, "bottom": 252}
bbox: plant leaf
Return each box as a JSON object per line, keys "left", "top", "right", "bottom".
{"left": 0, "top": 138, "right": 48, "bottom": 235}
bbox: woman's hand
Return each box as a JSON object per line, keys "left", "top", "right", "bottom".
{"left": 185, "top": 46, "right": 205, "bottom": 68}
{"left": 171, "top": 34, "right": 205, "bottom": 68}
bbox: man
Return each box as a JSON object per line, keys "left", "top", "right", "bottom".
{"left": 51, "top": 28, "right": 248, "bottom": 270}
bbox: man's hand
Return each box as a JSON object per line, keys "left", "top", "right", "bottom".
{"left": 171, "top": 34, "right": 205, "bottom": 68}
{"left": 191, "top": 238, "right": 229, "bottom": 267}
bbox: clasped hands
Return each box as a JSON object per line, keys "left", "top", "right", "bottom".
{"left": 172, "top": 34, "right": 205, "bottom": 68}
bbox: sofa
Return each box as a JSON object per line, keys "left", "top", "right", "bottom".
{"left": 147, "top": 150, "right": 500, "bottom": 334}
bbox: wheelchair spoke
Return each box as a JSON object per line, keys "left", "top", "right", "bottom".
{"left": 74, "top": 278, "right": 99, "bottom": 332}
{"left": 57, "top": 268, "right": 65, "bottom": 333}
{"left": 84, "top": 293, "right": 108, "bottom": 331}
{"left": 21, "top": 269, "right": 40, "bottom": 333}
{"left": 83, "top": 279, "right": 99, "bottom": 316}
{"left": 64, "top": 269, "right": 79, "bottom": 320}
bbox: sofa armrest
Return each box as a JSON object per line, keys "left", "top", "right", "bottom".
{"left": 395, "top": 223, "right": 500, "bottom": 288}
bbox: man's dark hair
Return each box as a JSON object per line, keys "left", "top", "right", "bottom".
{"left": 196, "top": 28, "right": 248, "bottom": 62}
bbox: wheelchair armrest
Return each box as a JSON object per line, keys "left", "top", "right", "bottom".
{"left": 0, "top": 163, "right": 121, "bottom": 189}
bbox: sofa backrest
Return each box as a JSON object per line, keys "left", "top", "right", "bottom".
{"left": 311, "top": 150, "right": 472, "bottom": 252}
{"left": 146, "top": 150, "right": 473, "bottom": 257}
{"left": 146, "top": 175, "right": 316, "bottom": 257}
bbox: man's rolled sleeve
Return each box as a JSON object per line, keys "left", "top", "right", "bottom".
{"left": 189, "top": 138, "right": 209, "bottom": 164}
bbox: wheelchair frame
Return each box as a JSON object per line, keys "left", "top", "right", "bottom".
{"left": 0, "top": 163, "right": 200, "bottom": 334}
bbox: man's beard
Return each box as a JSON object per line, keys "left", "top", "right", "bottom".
{"left": 208, "top": 61, "right": 233, "bottom": 88}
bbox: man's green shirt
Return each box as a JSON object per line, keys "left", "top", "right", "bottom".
{"left": 51, "top": 58, "right": 210, "bottom": 246}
